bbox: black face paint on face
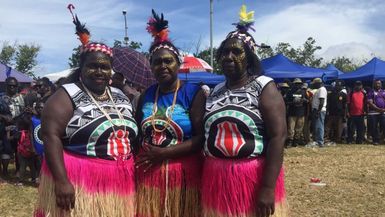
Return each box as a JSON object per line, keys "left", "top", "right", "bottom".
{"left": 151, "top": 49, "right": 180, "bottom": 85}
{"left": 219, "top": 38, "right": 248, "bottom": 80}
{"left": 80, "top": 52, "right": 112, "bottom": 95}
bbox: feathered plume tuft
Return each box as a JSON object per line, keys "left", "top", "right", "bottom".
{"left": 232, "top": 4, "right": 255, "bottom": 33}
{"left": 67, "top": 4, "right": 90, "bottom": 46}
{"left": 146, "top": 9, "right": 169, "bottom": 44}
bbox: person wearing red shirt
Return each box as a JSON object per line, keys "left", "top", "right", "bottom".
{"left": 347, "top": 81, "right": 367, "bottom": 144}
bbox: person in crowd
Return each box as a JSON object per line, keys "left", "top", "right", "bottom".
{"left": 135, "top": 10, "right": 205, "bottom": 217}
{"left": 310, "top": 78, "right": 327, "bottom": 147}
{"left": 0, "top": 97, "right": 12, "bottom": 178}
{"left": 110, "top": 72, "right": 140, "bottom": 105}
{"left": 1, "top": 77, "right": 25, "bottom": 118}
{"left": 278, "top": 82, "right": 290, "bottom": 102}
{"left": 54, "top": 77, "right": 68, "bottom": 88}
{"left": 326, "top": 80, "right": 347, "bottom": 145}
{"left": 1, "top": 77, "right": 27, "bottom": 177}
{"left": 347, "top": 81, "right": 366, "bottom": 144}
{"left": 31, "top": 100, "right": 45, "bottom": 178}
{"left": 35, "top": 6, "right": 138, "bottom": 216}
{"left": 201, "top": 5, "right": 287, "bottom": 217}
{"left": 367, "top": 79, "right": 385, "bottom": 145}
{"left": 302, "top": 83, "right": 313, "bottom": 144}
{"left": 35, "top": 77, "right": 54, "bottom": 102}
{"left": 14, "top": 112, "right": 37, "bottom": 186}
{"left": 286, "top": 78, "right": 308, "bottom": 147}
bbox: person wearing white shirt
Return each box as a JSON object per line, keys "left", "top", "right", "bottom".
{"left": 311, "top": 78, "right": 327, "bottom": 147}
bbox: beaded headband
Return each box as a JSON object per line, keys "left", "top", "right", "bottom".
{"left": 67, "top": 4, "right": 113, "bottom": 57}
{"left": 226, "top": 5, "right": 258, "bottom": 53}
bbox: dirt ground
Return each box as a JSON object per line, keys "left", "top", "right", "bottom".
{"left": 0, "top": 145, "right": 384, "bottom": 217}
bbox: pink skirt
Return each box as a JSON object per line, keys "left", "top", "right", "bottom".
{"left": 201, "top": 157, "right": 288, "bottom": 217}
{"left": 35, "top": 151, "right": 136, "bottom": 217}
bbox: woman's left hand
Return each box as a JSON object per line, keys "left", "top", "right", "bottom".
{"left": 256, "top": 187, "right": 275, "bottom": 217}
{"left": 135, "top": 145, "right": 166, "bottom": 172}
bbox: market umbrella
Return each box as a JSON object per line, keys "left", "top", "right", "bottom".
{"left": 179, "top": 56, "right": 213, "bottom": 73}
{"left": 112, "top": 47, "right": 156, "bottom": 88}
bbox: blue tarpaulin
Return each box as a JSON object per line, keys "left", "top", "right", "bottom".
{"left": 261, "top": 54, "right": 338, "bottom": 82}
{"left": 178, "top": 72, "right": 225, "bottom": 86}
{"left": 326, "top": 64, "right": 344, "bottom": 76}
{"left": 338, "top": 58, "right": 385, "bottom": 81}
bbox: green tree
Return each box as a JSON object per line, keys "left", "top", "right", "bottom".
{"left": 295, "top": 37, "right": 323, "bottom": 67}
{"left": 113, "top": 39, "right": 142, "bottom": 50}
{"left": 68, "top": 46, "right": 81, "bottom": 68}
{"left": 256, "top": 45, "right": 274, "bottom": 59}
{"left": 275, "top": 42, "right": 298, "bottom": 61}
{"left": 196, "top": 47, "right": 220, "bottom": 74}
{"left": 14, "top": 44, "right": 40, "bottom": 78}
{"left": 330, "top": 56, "right": 360, "bottom": 72}
{"left": 0, "top": 42, "right": 16, "bottom": 66}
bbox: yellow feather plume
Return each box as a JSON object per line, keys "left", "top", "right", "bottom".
{"left": 239, "top": 4, "right": 254, "bottom": 24}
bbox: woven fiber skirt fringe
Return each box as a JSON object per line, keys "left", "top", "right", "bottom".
{"left": 136, "top": 154, "right": 202, "bottom": 217}
{"left": 201, "top": 157, "right": 288, "bottom": 217}
{"left": 34, "top": 151, "right": 136, "bottom": 217}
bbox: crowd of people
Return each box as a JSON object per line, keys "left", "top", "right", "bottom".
{"left": 1, "top": 3, "right": 383, "bottom": 217}
{"left": 27, "top": 3, "right": 385, "bottom": 217}
{"left": 0, "top": 76, "right": 54, "bottom": 185}
{"left": 278, "top": 78, "right": 385, "bottom": 147}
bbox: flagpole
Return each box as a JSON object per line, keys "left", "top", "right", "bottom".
{"left": 210, "top": 0, "right": 214, "bottom": 69}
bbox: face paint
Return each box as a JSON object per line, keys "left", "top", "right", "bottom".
{"left": 151, "top": 48, "right": 180, "bottom": 85}
{"left": 81, "top": 52, "right": 112, "bottom": 94}
{"left": 219, "top": 38, "right": 248, "bottom": 79}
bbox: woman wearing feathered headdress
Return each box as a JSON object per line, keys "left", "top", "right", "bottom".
{"left": 34, "top": 5, "right": 137, "bottom": 217}
{"left": 135, "top": 9, "right": 205, "bottom": 217}
{"left": 201, "top": 5, "right": 288, "bottom": 217}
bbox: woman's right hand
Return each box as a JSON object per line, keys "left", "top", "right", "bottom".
{"left": 54, "top": 180, "right": 75, "bottom": 210}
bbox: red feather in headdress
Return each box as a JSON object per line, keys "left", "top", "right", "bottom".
{"left": 67, "top": 4, "right": 90, "bottom": 46}
{"left": 146, "top": 9, "right": 169, "bottom": 44}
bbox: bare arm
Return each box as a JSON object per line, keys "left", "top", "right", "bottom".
{"left": 41, "top": 88, "right": 75, "bottom": 210}
{"left": 257, "top": 82, "right": 287, "bottom": 217}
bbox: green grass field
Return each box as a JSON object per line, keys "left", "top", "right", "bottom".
{"left": 0, "top": 145, "right": 384, "bottom": 217}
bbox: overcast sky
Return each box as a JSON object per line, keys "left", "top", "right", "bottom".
{"left": 1, "top": 0, "right": 384, "bottom": 76}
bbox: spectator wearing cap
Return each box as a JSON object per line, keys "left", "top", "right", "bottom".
{"left": 326, "top": 80, "right": 347, "bottom": 145}
{"left": 286, "top": 78, "right": 308, "bottom": 147}
{"left": 367, "top": 79, "right": 385, "bottom": 145}
{"left": 278, "top": 82, "right": 290, "bottom": 117}
{"left": 347, "top": 81, "right": 367, "bottom": 144}
{"left": 310, "top": 78, "right": 327, "bottom": 147}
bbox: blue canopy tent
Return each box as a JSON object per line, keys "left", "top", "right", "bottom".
{"left": 326, "top": 64, "right": 344, "bottom": 76}
{"left": 178, "top": 72, "right": 225, "bottom": 86}
{"left": 261, "top": 54, "right": 338, "bottom": 82}
{"left": 338, "top": 57, "right": 385, "bottom": 81}
{"left": 0, "top": 63, "right": 33, "bottom": 83}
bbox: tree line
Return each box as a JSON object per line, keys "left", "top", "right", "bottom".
{"left": 0, "top": 37, "right": 371, "bottom": 78}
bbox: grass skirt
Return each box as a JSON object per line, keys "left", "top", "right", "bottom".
{"left": 34, "top": 151, "right": 136, "bottom": 217}
{"left": 201, "top": 157, "right": 288, "bottom": 217}
{"left": 136, "top": 154, "right": 202, "bottom": 217}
